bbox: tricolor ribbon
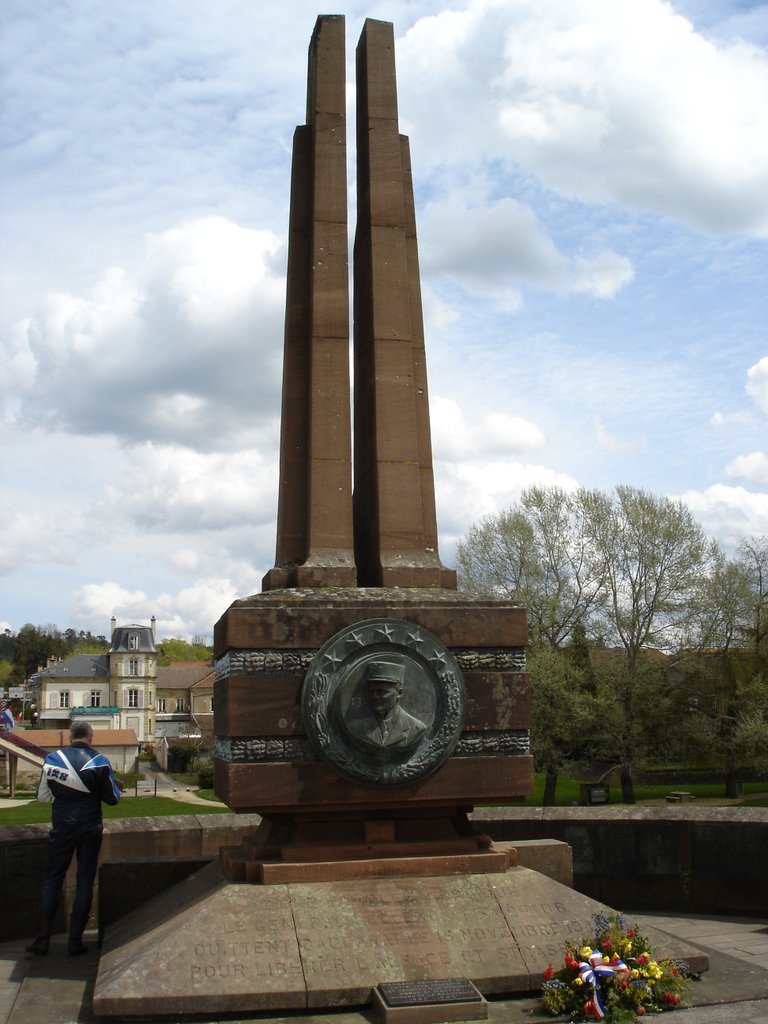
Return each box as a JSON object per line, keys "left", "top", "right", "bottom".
{"left": 578, "top": 950, "right": 630, "bottom": 1018}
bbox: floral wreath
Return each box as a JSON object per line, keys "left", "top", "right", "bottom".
{"left": 542, "top": 911, "right": 695, "bottom": 1022}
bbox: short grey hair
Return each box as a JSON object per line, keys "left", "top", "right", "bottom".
{"left": 70, "top": 721, "right": 94, "bottom": 742}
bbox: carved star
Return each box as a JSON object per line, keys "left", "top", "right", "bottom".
{"left": 346, "top": 630, "right": 366, "bottom": 647}
{"left": 323, "top": 650, "right": 344, "bottom": 670}
{"left": 406, "top": 629, "right": 424, "bottom": 648}
{"left": 375, "top": 623, "right": 396, "bottom": 642}
{"left": 430, "top": 651, "right": 448, "bottom": 669}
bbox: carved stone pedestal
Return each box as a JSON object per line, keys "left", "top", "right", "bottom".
{"left": 214, "top": 588, "right": 532, "bottom": 882}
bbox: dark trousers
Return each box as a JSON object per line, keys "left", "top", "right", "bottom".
{"left": 40, "top": 822, "right": 103, "bottom": 936}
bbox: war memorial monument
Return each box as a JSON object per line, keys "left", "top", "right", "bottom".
{"left": 93, "top": 16, "right": 707, "bottom": 1018}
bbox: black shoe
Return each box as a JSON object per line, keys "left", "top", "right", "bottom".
{"left": 26, "top": 936, "right": 50, "bottom": 956}
{"left": 68, "top": 939, "right": 88, "bottom": 956}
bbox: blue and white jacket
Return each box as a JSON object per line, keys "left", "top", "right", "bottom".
{"left": 37, "top": 742, "right": 121, "bottom": 829}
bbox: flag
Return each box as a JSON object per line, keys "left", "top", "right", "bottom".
{"left": 0, "top": 705, "right": 14, "bottom": 730}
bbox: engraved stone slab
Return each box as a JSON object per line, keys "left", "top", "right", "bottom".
{"left": 93, "top": 863, "right": 710, "bottom": 1017}
{"left": 289, "top": 874, "right": 528, "bottom": 1007}
{"left": 492, "top": 868, "right": 602, "bottom": 976}
{"left": 94, "top": 863, "right": 305, "bottom": 1016}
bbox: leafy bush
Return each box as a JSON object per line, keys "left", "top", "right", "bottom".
{"left": 195, "top": 759, "right": 214, "bottom": 789}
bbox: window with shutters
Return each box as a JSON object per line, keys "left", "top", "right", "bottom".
{"left": 59, "top": 691, "right": 70, "bottom": 709}
{"left": 128, "top": 688, "right": 139, "bottom": 709}
{"left": 157, "top": 698, "right": 166, "bottom": 712}
{"left": 175, "top": 698, "right": 185, "bottom": 712}
{"left": 129, "top": 659, "right": 139, "bottom": 676}
{"left": 90, "top": 691, "right": 101, "bottom": 708}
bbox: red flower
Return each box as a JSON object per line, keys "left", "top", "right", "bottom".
{"left": 565, "top": 954, "right": 579, "bottom": 970}
{"left": 662, "top": 992, "right": 680, "bottom": 1005}
{"left": 627, "top": 929, "right": 636, "bottom": 938}
{"left": 602, "top": 939, "right": 613, "bottom": 950}
{"left": 543, "top": 963, "right": 555, "bottom": 981}
{"left": 636, "top": 953, "right": 649, "bottom": 965}
{"left": 583, "top": 999, "right": 601, "bottom": 1019}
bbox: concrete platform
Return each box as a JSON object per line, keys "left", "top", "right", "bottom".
{"left": 3, "top": 910, "right": 767, "bottom": 1024}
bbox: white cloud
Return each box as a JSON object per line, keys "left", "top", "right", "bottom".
{"left": 71, "top": 578, "right": 246, "bottom": 642}
{"left": 431, "top": 396, "right": 546, "bottom": 460}
{"left": 96, "top": 442, "right": 278, "bottom": 533}
{"left": 4, "top": 217, "right": 285, "bottom": 450}
{"left": 399, "top": 0, "right": 768, "bottom": 236}
{"left": 0, "top": 504, "right": 81, "bottom": 576}
{"left": 436, "top": 457, "right": 579, "bottom": 548}
{"left": 746, "top": 356, "right": 768, "bottom": 416}
{"left": 725, "top": 451, "right": 768, "bottom": 486}
{"left": 677, "top": 483, "right": 768, "bottom": 548}
{"left": 419, "top": 194, "right": 633, "bottom": 308}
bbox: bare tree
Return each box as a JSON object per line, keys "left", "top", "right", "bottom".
{"left": 457, "top": 486, "right": 605, "bottom": 649}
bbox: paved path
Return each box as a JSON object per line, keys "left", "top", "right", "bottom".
{"left": 2, "top": 911, "right": 767, "bottom": 1023}
{"left": 136, "top": 760, "right": 225, "bottom": 806}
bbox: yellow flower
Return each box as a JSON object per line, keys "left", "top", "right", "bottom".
{"left": 580, "top": 946, "right": 592, "bottom": 958}
{"left": 630, "top": 969, "right": 639, "bottom": 979}
{"left": 574, "top": 978, "right": 584, "bottom": 987}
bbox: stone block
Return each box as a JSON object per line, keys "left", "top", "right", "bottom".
{"left": 215, "top": 755, "right": 534, "bottom": 815}
{"left": 494, "top": 839, "right": 573, "bottom": 888}
{"left": 95, "top": 863, "right": 708, "bottom": 1016}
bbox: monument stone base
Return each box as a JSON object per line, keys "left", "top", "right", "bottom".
{"left": 93, "top": 861, "right": 709, "bottom": 1017}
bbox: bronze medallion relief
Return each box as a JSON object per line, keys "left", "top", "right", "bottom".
{"left": 302, "top": 618, "right": 466, "bottom": 786}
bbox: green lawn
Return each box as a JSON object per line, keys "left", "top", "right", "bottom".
{"left": 0, "top": 794, "right": 226, "bottom": 827}
{"left": 3, "top": 774, "right": 766, "bottom": 828}
{"left": 522, "top": 774, "right": 768, "bottom": 807}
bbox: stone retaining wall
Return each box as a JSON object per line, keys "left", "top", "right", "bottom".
{"left": 2, "top": 806, "right": 765, "bottom": 941}
{"left": 473, "top": 806, "right": 768, "bottom": 917}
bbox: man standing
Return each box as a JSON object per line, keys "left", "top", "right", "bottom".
{"left": 27, "top": 721, "right": 122, "bottom": 956}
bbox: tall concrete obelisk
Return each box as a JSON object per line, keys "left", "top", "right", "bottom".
{"left": 263, "top": 16, "right": 455, "bottom": 591}
{"left": 353, "top": 20, "right": 454, "bottom": 588}
{"left": 263, "top": 16, "right": 356, "bottom": 590}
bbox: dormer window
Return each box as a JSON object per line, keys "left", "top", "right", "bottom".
{"left": 129, "top": 634, "right": 139, "bottom": 650}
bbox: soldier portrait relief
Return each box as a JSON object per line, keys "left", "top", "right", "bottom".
{"left": 302, "top": 618, "right": 466, "bottom": 786}
{"left": 343, "top": 661, "right": 427, "bottom": 753}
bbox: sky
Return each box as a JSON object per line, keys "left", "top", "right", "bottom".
{"left": 1, "top": 0, "right": 767, "bottom": 642}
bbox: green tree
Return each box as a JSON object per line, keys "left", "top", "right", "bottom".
{"left": 10, "top": 624, "right": 67, "bottom": 684}
{"left": 735, "top": 536, "right": 768, "bottom": 666}
{"left": 584, "top": 485, "right": 716, "bottom": 802}
{"left": 690, "top": 548, "right": 752, "bottom": 653}
{"left": 529, "top": 646, "right": 609, "bottom": 804}
{"left": 682, "top": 664, "right": 768, "bottom": 785}
{"left": 157, "top": 637, "right": 212, "bottom": 666}
{"left": 456, "top": 483, "right": 718, "bottom": 804}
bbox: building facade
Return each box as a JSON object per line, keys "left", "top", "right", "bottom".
{"left": 33, "top": 618, "right": 213, "bottom": 748}
{"left": 36, "top": 618, "right": 158, "bottom": 743}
